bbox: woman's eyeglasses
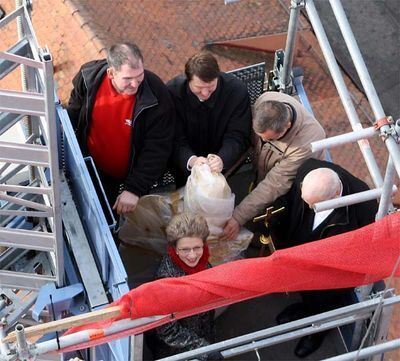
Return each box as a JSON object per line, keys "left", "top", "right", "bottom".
{"left": 176, "top": 246, "right": 204, "bottom": 256}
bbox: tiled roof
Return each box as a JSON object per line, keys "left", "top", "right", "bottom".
{"left": 65, "top": 0, "right": 398, "bottom": 203}
{"left": 1, "top": 0, "right": 398, "bottom": 201}
{"left": 0, "top": 0, "right": 399, "bottom": 353}
{"left": 1, "top": 0, "right": 397, "bottom": 199}
{"left": 0, "top": 0, "right": 104, "bottom": 102}
{"left": 68, "top": 0, "right": 295, "bottom": 80}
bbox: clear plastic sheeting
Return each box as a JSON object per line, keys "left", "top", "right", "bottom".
{"left": 119, "top": 165, "right": 253, "bottom": 265}
{"left": 207, "top": 230, "right": 253, "bottom": 266}
{"left": 119, "top": 189, "right": 184, "bottom": 255}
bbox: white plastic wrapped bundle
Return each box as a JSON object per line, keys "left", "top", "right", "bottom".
{"left": 184, "top": 164, "right": 235, "bottom": 235}
{"left": 184, "top": 164, "right": 253, "bottom": 265}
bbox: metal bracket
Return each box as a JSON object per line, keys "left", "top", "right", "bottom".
{"left": 32, "top": 282, "right": 84, "bottom": 322}
{"left": 267, "top": 49, "right": 285, "bottom": 92}
{"left": 39, "top": 46, "right": 52, "bottom": 62}
{"left": 23, "top": 0, "right": 33, "bottom": 12}
{"left": 291, "top": 0, "right": 306, "bottom": 8}
{"left": 395, "top": 119, "right": 400, "bottom": 141}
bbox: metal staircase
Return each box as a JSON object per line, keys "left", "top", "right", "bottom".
{"left": 0, "top": 4, "right": 130, "bottom": 361}
{"left": 0, "top": 1, "right": 398, "bottom": 360}
{"left": 0, "top": 4, "right": 63, "bottom": 291}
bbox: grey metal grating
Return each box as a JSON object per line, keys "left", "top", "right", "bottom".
{"left": 228, "top": 62, "right": 266, "bottom": 105}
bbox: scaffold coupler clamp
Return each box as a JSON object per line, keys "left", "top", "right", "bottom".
{"left": 394, "top": 118, "right": 400, "bottom": 142}
{"left": 23, "top": 0, "right": 33, "bottom": 12}
{"left": 291, "top": 0, "right": 305, "bottom": 9}
{"left": 373, "top": 116, "right": 397, "bottom": 142}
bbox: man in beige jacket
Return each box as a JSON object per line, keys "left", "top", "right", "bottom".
{"left": 222, "top": 91, "right": 326, "bottom": 240}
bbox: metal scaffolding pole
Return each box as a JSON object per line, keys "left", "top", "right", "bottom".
{"left": 323, "top": 339, "right": 400, "bottom": 361}
{"left": 41, "top": 48, "right": 64, "bottom": 286}
{"left": 313, "top": 186, "right": 397, "bottom": 213}
{"left": 376, "top": 157, "right": 397, "bottom": 219}
{"left": 157, "top": 296, "right": 400, "bottom": 361}
{"left": 305, "top": 0, "right": 384, "bottom": 189}
{"left": 281, "top": 0, "right": 304, "bottom": 92}
{"left": 328, "top": 0, "right": 385, "bottom": 120}
{"left": 311, "top": 127, "right": 376, "bottom": 152}
{"left": 329, "top": 0, "right": 400, "bottom": 180}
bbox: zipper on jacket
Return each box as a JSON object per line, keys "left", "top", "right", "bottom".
{"left": 83, "top": 76, "right": 90, "bottom": 137}
{"left": 264, "top": 141, "right": 284, "bottom": 156}
{"left": 319, "top": 206, "right": 349, "bottom": 238}
{"left": 133, "top": 102, "right": 158, "bottom": 123}
{"left": 126, "top": 101, "right": 158, "bottom": 177}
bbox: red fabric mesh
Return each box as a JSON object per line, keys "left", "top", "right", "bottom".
{"left": 61, "top": 212, "right": 399, "bottom": 352}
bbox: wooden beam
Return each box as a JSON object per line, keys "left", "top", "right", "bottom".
{"left": 2, "top": 306, "right": 121, "bottom": 343}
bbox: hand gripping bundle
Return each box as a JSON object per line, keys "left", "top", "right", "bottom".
{"left": 184, "top": 164, "right": 253, "bottom": 265}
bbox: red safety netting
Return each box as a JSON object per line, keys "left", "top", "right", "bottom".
{"left": 61, "top": 212, "right": 400, "bottom": 352}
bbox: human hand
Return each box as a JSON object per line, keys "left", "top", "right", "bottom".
{"left": 189, "top": 156, "right": 208, "bottom": 169}
{"left": 220, "top": 217, "right": 240, "bottom": 241}
{"left": 113, "top": 190, "right": 139, "bottom": 215}
{"left": 207, "top": 154, "right": 223, "bottom": 173}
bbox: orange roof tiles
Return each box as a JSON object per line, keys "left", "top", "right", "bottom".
{"left": 68, "top": 0, "right": 292, "bottom": 80}
{"left": 1, "top": 0, "right": 398, "bottom": 200}
{"left": 1, "top": 0, "right": 397, "bottom": 199}
{"left": 0, "top": 0, "right": 399, "bottom": 354}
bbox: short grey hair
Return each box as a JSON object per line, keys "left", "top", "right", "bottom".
{"left": 166, "top": 212, "right": 210, "bottom": 246}
{"left": 302, "top": 168, "right": 342, "bottom": 202}
{"left": 253, "top": 100, "right": 291, "bottom": 134}
{"left": 107, "top": 43, "right": 143, "bottom": 70}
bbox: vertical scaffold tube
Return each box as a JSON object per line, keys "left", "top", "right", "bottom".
{"left": 305, "top": 0, "right": 383, "bottom": 189}
{"left": 329, "top": 0, "right": 400, "bottom": 179}
{"left": 376, "top": 157, "right": 396, "bottom": 219}
{"left": 329, "top": 0, "right": 384, "bottom": 119}
{"left": 281, "top": 0, "right": 302, "bottom": 92}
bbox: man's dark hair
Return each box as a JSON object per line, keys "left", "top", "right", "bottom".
{"left": 184, "top": 51, "right": 220, "bottom": 82}
{"left": 107, "top": 42, "right": 143, "bottom": 70}
{"left": 253, "top": 100, "right": 292, "bottom": 134}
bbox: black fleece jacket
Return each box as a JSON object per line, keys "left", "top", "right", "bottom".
{"left": 66, "top": 59, "right": 175, "bottom": 196}
{"left": 167, "top": 73, "right": 251, "bottom": 182}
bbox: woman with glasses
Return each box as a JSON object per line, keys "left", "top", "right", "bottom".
{"left": 149, "top": 212, "right": 222, "bottom": 360}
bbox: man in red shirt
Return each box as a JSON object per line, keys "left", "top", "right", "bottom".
{"left": 67, "top": 43, "right": 175, "bottom": 216}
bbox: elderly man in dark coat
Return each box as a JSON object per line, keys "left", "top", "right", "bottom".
{"left": 269, "top": 158, "right": 378, "bottom": 358}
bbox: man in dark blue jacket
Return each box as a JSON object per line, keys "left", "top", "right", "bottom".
{"left": 67, "top": 43, "right": 175, "bottom": 215}
{"left": 167, "top": 51, "right": 251, "bottom": 186}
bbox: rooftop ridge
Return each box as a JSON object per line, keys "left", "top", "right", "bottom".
{"left": 62, "top": 0, "right": 106, "bottom": 56}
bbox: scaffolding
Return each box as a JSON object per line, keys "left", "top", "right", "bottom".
{"left": 0, "top": 5, "right": 63, "bottom": 290}
{"left": 0, "top": 0, "right": 399, "bottom": 360}
{"left": 147, "top": 0, "right": 400, "bottom": 359}
{"left": 0, "top": 3, "right": 130, "bottom": 361}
